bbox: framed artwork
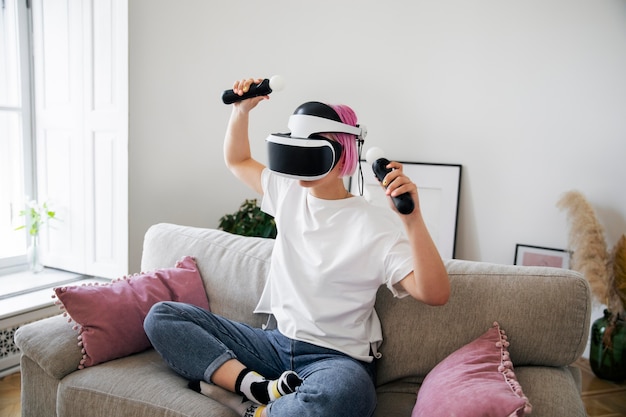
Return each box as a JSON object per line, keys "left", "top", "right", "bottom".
{"left": 349, "top": 161, "right": 462, "bottom": 259}
{"left": 514, "top": 244, "right": 570, "bottom": 268}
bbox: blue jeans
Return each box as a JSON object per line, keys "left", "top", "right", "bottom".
{"left": 144, "top": 301, "right": 377, "bottom": 417}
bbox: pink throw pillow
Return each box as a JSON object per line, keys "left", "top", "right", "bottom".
{"left": 412, "top": 322, "right": 532, "bottom": 417}
{"left": 54, "top": 256, "right": 210, "bottom": 369}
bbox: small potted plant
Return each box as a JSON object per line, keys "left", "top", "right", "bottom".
{"left": 15, "top": 199, "right": 57, "bottom": 273}
{"left": 218, "top": 199, "right": 277, "bottom": 239}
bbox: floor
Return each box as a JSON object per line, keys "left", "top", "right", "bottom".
{"left": 578, "top": 357, "right": 626, "bottom": 417}
{"left": 0, "top": 358, "right": 625, "bottom": 416}
{"left": 0, "top": 372, "right": 20, "bottom": 417}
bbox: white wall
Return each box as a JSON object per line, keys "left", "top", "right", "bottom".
{"left": 129, "top": 1, "right": 626, "bottom": 282}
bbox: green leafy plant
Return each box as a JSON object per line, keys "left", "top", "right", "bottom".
{"left": 218, "top": 199, "right": 277, "bottom": 239}
{"left": 15, "top": 200, "right": 57, "bottom": 237}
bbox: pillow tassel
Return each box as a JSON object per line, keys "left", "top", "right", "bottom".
{"left": 494, "top": 323, "right": 532, "bottom": 416}
{"left": 176, "top": 256, "right": 197, "bottom": 269}
{"left": 78, "top": 355, "right": 87, "bottom": 370}
{"left": 77, "top": 328, "right": 90, "bottom": 370}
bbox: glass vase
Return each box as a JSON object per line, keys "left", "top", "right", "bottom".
{"left": 27, "top": 235, "right": 44, "bottom": 273}
{"left": 589, "top": 309, "right": 626, "bottom": 382}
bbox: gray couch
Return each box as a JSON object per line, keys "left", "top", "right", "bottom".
{"left": 15, "top": 223, "right": 591, "bottom": 417}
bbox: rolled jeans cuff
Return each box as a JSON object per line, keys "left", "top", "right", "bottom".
{"left": 204, "top": 350, "right": 237, "bottom": 382}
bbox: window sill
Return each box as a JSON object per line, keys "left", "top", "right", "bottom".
{"left": 0, "top": 268, "right": 108, "bottom": 320}
{"left": 0, "top": 268, "right": 108, "bottom": 376}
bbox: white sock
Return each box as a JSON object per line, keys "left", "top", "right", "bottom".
{"left": 188, "top": 380, "right": 266, "bottom": 417}
{"left": 235, "top": 368, "right": 302, "bottom": 405}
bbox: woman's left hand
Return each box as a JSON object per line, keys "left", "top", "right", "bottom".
{"left": 380, "top": 161, "right": 420, "bottom": 215}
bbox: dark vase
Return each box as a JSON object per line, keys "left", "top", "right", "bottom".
{"left": 589, "top": 309, "right": 626, "bottom": 382}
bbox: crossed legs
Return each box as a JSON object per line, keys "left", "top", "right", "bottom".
{"left": 144, "top": 301, "right": 376, "bottom": 417}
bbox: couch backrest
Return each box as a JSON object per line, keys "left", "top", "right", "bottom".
{"left": 374, "top": 260, "right": 590, "bottom": 385}
{"left": 142, "top": 223, "right": 272, "bottom": 329}
{"left": 142, "top": 224, "right": 591, "bottom": 386}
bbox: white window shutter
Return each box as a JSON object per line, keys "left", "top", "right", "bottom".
{"left": 32, "top": 0, "right": 128, "bottom": 278}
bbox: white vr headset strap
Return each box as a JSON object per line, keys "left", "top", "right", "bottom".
{"left": 288, "top": 114, "right": 366, "bottom": 139}
{"left": 266, "top": 133, "right": 336, "bottom": 149}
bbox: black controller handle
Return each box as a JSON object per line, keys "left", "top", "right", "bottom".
{"left": 222, "top": 79, "right": 272, "bottom": 104}
{"left": 371, "top": 158, "right": 415, "bottom": 215}
{"left": 221, "top": 76, "right": 285, "bottom": 105}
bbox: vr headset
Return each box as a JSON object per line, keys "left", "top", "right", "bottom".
{"left": 266, "top": 101, "right": 367, "bottom": 181}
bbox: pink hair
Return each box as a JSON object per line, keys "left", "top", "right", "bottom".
{"left": 329, "top": 104, "right": 359, "bottom": 177}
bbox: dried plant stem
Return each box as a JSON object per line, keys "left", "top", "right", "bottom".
{"left": 557, "top": 190, "right": 610, "bottom": 305}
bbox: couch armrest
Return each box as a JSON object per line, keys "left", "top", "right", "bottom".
{"left": 14, "top": 314, "right": 82, "bottom": 380}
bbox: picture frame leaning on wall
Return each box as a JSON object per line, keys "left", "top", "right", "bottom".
{"left": 349, "top": 161, "right": 462, "bottom": 260}
{"left": 514, "top": 244, "right": 570, "bottom": 269}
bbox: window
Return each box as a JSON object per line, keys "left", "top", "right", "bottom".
{"left": 0, "top": 0, "right": 34, "bottom": 272}
{"left": 1, "top": 0, "right": 128, "bottom": 278}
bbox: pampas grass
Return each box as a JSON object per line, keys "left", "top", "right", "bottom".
{"left": 557, "top": 190, "right": 610, "bottom": 305}
{"left": 558, "top": 190, "right": 625, "bottom": 353}
{"left": 557, "top": 190, "right": 626, "bottom": 319}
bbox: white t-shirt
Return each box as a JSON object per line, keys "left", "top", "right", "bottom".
{"left": 255, "top": 169, "right": 414, "bottom": 362}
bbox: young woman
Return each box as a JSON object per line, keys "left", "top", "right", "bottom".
{"left": 144, "top": 78, "right": 450, "bottom": 417}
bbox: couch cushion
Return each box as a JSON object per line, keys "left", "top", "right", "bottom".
{"left": 411, "top": 322, "right": 531, "bottom": 417}
{"left": 375, "top": 392, "right": 416, "bottom": 417}
{"left": 513, "top": 366, "right": 586, "bottom": 416}
{"left": 54, "top": 256, "right": 209, "bottom": 369}
{"left": 57, "top": 350, "right": 235, "bottom": 417}
{"left": 374, "top": 365, "right": 585, "bottom": 417}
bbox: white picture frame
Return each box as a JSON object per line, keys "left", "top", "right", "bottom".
{"left": 349, "top": 161, "right": 462, "bottom": 259}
